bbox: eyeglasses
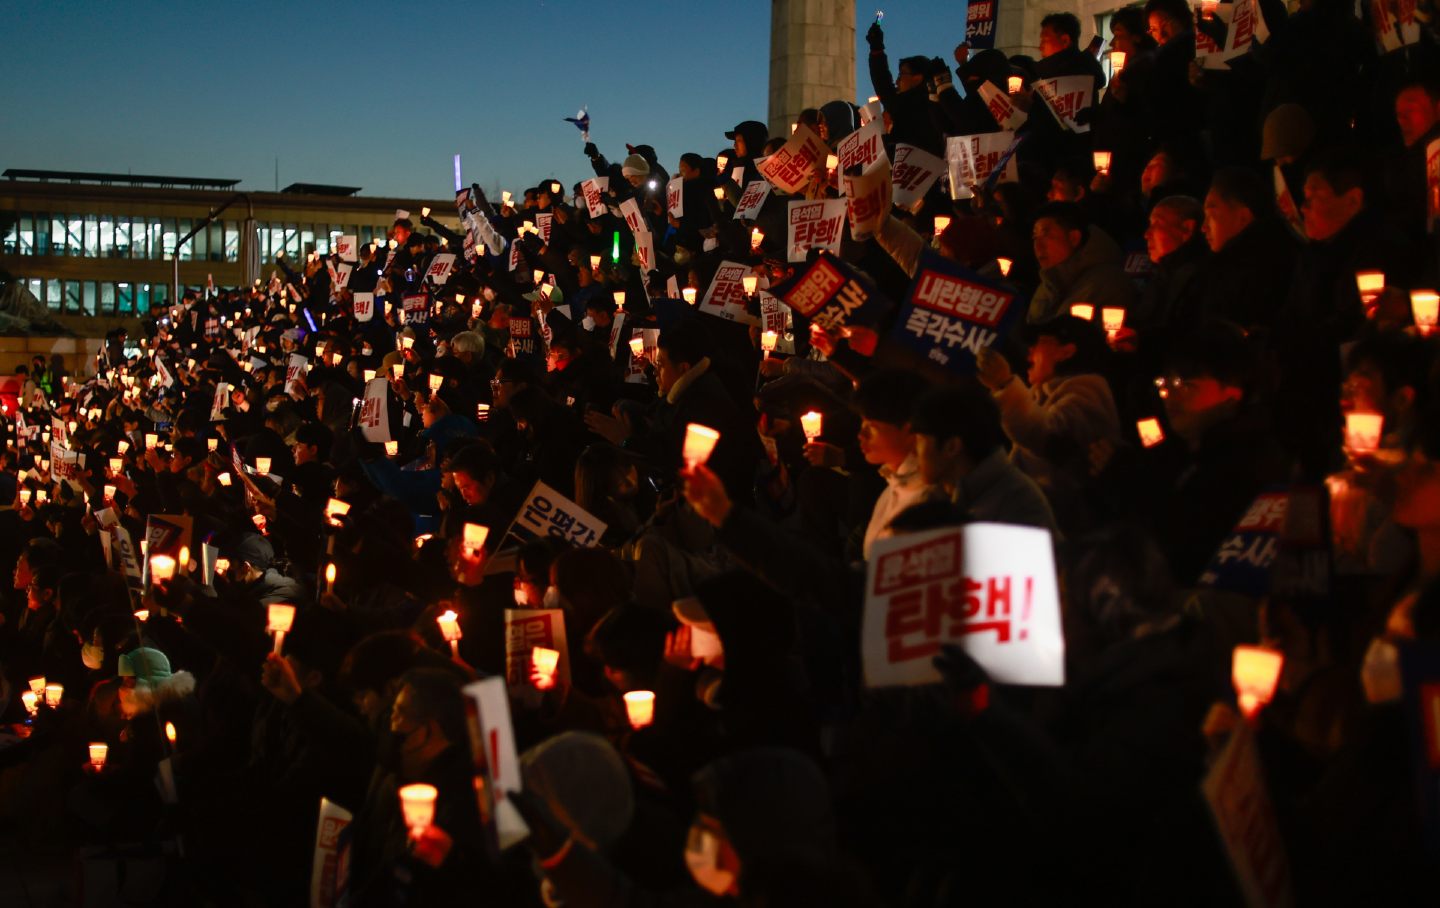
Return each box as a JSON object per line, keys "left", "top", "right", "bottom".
{"left": 1153, "top": 375, "right": 1206, "bottom": 398}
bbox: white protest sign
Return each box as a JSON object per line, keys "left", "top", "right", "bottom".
{"left": 667, "top": 176, "right": 684, "bottom": 218}
{"left": 504, "top": 608, "right": 571, "bottom": 691}
{"left": 619, "top": 197, "right": 645, "bottom": 235}
{"left": 1372, "top": 0, "right": 1420, "bottom": 53}
{"left": 462, "top": 678, "right": 529, "bottom": 849}
{"left": 700, "top": 260, "right": 757, "bottom": 324}
{"left": 837, "top": 118, "right": 888, "bottom": 181}
{"left": 858, "top": 98, "right": 884, "bottom": 126}
{"left": 352, "top": 292, "right": 374, "bottom": 322}
{"left": 358, "top": 376, "right": 391, "bottom": 443}
{"left": 1033, "top": 75, "right": 1094, "bottom": 133}
{"left": 331, "top": 262, "right": 352, "bottom": 290}
{"left": 759, "top": 294, "right": 795, "bottom": 354}
{"left": 843, "top": 158, "right": 893, "bottom": 242}
{"left": 758, "top": 123, "right": 827, "bottom": 194}
{"left": 946, "top": 133, "right": 1020, "bottom": 200}
{"left": 512, "top": 479, "right": 608, "bottom": 547}
{"left": 336, "top": 235, "right": 358, "bottom": 263}
{"left": 977, "top": 81, "right": 1028, "bottom": 130}
{"left": 1199, "top": 0, "right": 1267, "bottom": 68}
{"left": 786, "top": 199, "right": 847, "bottom": 262}
{"left": 309, "top": 798, "right": 353, "bottom": 908}
{"left": 425, "top": 253, "right": 456, "bottom": 286}
{"left": 581, "top": 177, "right": 610, "bottom": 218}
{"left": 1202, "top": 724, "right": 1295, "bottom": 908}
{"left": 891, "top": 144, "right": 946, "bottom": 210}
{"left": 633, "top": 229, "right": 657, "bottom": 274}
{"left": 732, "top": 181, "right": 773, "bottom": 221}
{"left": 210, "top": 382, "right": 230, "bottom": 422}
{"left": 286, "top": 354, "right": 309, "bottom": 395}
{"left": 862, "top": 523, "right": 1064, "bottom": 687}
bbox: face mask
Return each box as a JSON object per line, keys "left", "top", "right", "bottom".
{"left": 684, "top": 828, "right": 737, "bottom": 896}
{"left": 1361, "top": 637, "right": 1402, "bottom": 704}
{"left": 543, "top": 585, "right": 562, "bottom": 609}
{"left": 513, "top": 585, "right": 531, "bottom": 607}
{"left": 361, "top": 345, "right": 373, "bottom": 356}
{"left": 82, "top": 643, "right": 105, "bottom": 670}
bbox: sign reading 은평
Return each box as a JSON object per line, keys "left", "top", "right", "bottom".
{"left": 510, "top": 480, "right": 608, "bottom": 548}
{"left": 862, "top": 523, "right": 1064, "bottom": 688}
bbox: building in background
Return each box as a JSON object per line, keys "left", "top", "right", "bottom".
{"left": 768, "top": 0, "right": 857, "bottom": 140}
{"left": 0, "top": 169, "right": 445, "bottom": 329}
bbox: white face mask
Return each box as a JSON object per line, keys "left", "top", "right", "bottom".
{"left": 362, "top": 345, "right": 373, "bottom": 356}
{"left": 542, "top": 585, "right": 562, "bottom": 609}
{"left": 684, "top": 828, "right": 736, "bottom": 896}
{"left": 82, "top": 643, "right": 105, "bottom": 671}
{"left": 1361, "top": 637, "right": 1403, "bottom": 704}
{"left": 513, "top": 585, "right": 531, "bottom": 607}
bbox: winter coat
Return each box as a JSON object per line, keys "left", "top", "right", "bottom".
{"left": 1027, "top": 227, "right": 1137, "bottom": 324}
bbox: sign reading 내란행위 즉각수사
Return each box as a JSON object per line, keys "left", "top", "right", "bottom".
{"left": 889, "top": 251, "right": 1020, "bottom": 373}
{"left": 862, "top": 523, "right": 1064, "bottom": 688}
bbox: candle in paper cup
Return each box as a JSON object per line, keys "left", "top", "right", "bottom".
{"left": 178, "top": 546, "right": 191, "bottom": 572}
{"left": 20, "top": 691, "right": 38, "bottom": 716}
{"left": 18, "top": 489, "right": 30, "bottom": 506}
{"left": 624, "top": 690, "right": 656, "bottom": 728}
{"left": 997, "top": 257, "right": 1013, "bottom": 277}
{"left": 502, "top": 190, "right": 514, "bottom": 205}
{"left": 629, "top": 337, "right": 645, "bottom": 359}
{"left": 1007, "top": 75, "right": 1023, "bottom": 93}
{"left": 761, "top": 330, "right": 778, "bottom": 355}
{"left": 207, "top": 437, "right": 219, "bottom": 452}
{"left": 1232, "top": 645, "right": 1283, "bottom": 719}
{"left": 742, "top": 274, "right": 759, "bottom": 296}
{"left": 1411, "top": 290, "right": 1439, "bottom": 335}
{"left": 825, "top": 153, "right": 839, "bottom": 172}
{"left": 682, "top": 424, "right": 721, "bottom": 469}
{"left": 28, "top": 677, "right": 45, "bottom": 694}
{"left": 135, "top": 608, "right": 150, "bottom": 622}
{"left": 476, "top": 404, "right": 490, "bottom": 421}
{"left": 326, "top": 498, "right": 351, "bottom": 526}
{"left": 1092, "top": 150, "right": 1112, "bottom": 174}
{"left": 750, "top": 228, "right": 764, "bottom": 251}
{"left": 392, "top": 363, "right": 404, "bottom": 380}
{"left": 437, "top": 609, "right": 462, "bottom": 642}
{"left": 428, "top": 374, "right": 443, "bottom": 392}
{"left": 109, "top": 457, "right": 123, "bottom": 474}
{"left": 165, "top": 722, "right": 177, "bottom": 746}
{"left": 325, "top": 563, "right": 337, "bottom": 593}
{"left": 800, "top": 411, "right": 824, "bottom": 441}
{"left": 255, "top": 457, "right": 271, "bottom": 475}
{"left": 1109, "top": 50, "right": 1126, "bottom": 70}
{"left": 681, "top": 287, "right": 698, "bottom": 305}
{"left": 268, "top": 604, "right": 296, "bottom": 654}
{"left": 145, "top": 433, "right": 158, "bottom": 449}
{"left": 713, "top": 186, "right": 726, "bottom": 201}
{"left": 1344, "top": 411, "right": 1384, "bottom": 454}
{"left": 589, "top": 254, "right": 602, "bottom": 270}
{"left": 933, "top": 215, "right": 952, "bottom": 236}
{"left": 1101, "top": 307, "right": 1125, "bottom": 335}
{"left": 1070, "top": 303, "right": 1095, "bottom": 321}
{"left": 533, "top": 269, "right": 545, "bottom": 285}
{"left": 421, "top": 206, "right": 431, "bottom": 218}
{"left": 613, "top": 291, "right": 626, "bottom": 310}
{"left": 43, "top": 683, "right": 63, "bottom": 708}
{"left": 1355, "top": 270, "right": 1385, "bottom": 303}
{"left": 215, "top": 557, "right": 230, "bottom": 576}
{"left": 716, "top": 155, "right": 729, "bottom": 172}
{"left": 363, "top": 369, "right": 376, "bottom": 382}
{"left": 217, "top": 472, "right": 232, "bottom": 487}
{"left": 401, "top": 336, "right": 415, "bottom": 350}
{"left": 399, "top": 783, "right": 438, "bottom": 835}
{"left": 1137, "top": 418, "right": 1165, "bottom": 448}
{"left": 462, "top": 523, "right": 489, "bottom": 553}
{"left": 149, "top": 554, "right": 177, "bottom": 584}
{"left": 532, "top": 646, "right": 561, "bottom": 681}
{"left": 1200, "top": 0, "right": 1218, "bottom": 16}
{"left": 103, "top": 484, "right": 116, "bottom": 501}
{"left": 89, "top": 743, "right": 108, "bottom": 768}
{"left": 35, "top": 490, "right": 47, "bottom": 504}
{"left": 384, "top": 441, "right": 399, "bottom": 457}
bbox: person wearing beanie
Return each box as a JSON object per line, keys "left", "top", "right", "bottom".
{"left": 620, "top": 154, "right": 651, "bottom": 188}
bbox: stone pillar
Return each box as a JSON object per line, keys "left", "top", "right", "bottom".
{"left": 768, "top": 0, "right": 857, "bottom": 142}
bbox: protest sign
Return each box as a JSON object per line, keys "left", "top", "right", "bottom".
{"left": 966, "top": 0, "right": 998, "bottom": 48}
{"left": 509, "top": 313, "right": 539, "bottom": 359}
{"left": 1268, "top": 486, "right": 1330, "bottom": 600}
{"left": 331, "top": 262, "right": 352, "bottom": 291}
{"left": 837, "top": 118, "right": 887, "bottom": 179}
{"left": 947, "top": 132, "right": 1021, "bottom": 200}
{"left": 759, "top": 294, "right": 795, "bottom": 353}
{"left": 504, "top": 608, "right": 571, "bottom": 691}
{"left": 358, "top": 376, "right": 391, "bottom": 443}
{"left": 210, "top": 382, "right": 230, "bottom": 422}
{"left": 667, "top": 176, "right": 684, "bottom": 218}
{"left": 425, "top": 253, "right": 456, "bottom": 286}
{"left": 780, "top": 251, "right": 889, "bottom": 331}
{"left": 699, "top": 260, "right": 759, "bottom": 324}
{"left": 1202, "top": 723, "right": 1294, "bottom": 908}
{"left": 1033, "top": 75, "right": 1094, "bottom": 133}
{"left": 581, "top": 177, "right": 609, "bottom": 218}
{"left": 286, "top": 354, "right": 309, "bottom": 395}
{"left": 1427, "top": 137, "right": 1440, "bottom": 233}
{"left": 510, "top": 480, "right": 608, "bottom": 547}
{"left": 536, "top": 212, "right": 552, "bottom": 244}
{"left": 732, "top": 181, "right": 773, "bottom": 221}
{"left": 891, "top": 144, "right": 946, "bottom": 210}
{"left": 889, "top": 252, "right": 1020, "bottom": 372}
{"left": 844, "top": 158, "right": 893, "bottom": 241}
{"left": 1198, "top": 0, "right": 1268, "bottom": 69}
{"left": 862, "top": 523, "right": 1064, "bottom": 687}
{"left": 462, "top": 678, "right": 529, "bottom": 851}
{"left": 335, "top": 235, "right": 358, "bottom": 263}
{"left": 619, "top": 198, "right": 645, "bottom": 235}
{"left": 634, "top": 229, "right": 657, "bottom": 274}
{"left": 1273, "top": 166, "right": 1305, "bottom": 238}
{"left": 758, "top": 124, "right": 827, "bottom": 193}
{"left": 786, "top": 199, "right": 847, "bottom": 262}
{"left": 858, "top": 98, "right": 884, "bottom": 126}
{"left": 1371, "top": 0, "right": 1419, "bottom": 53}
{"left": 352, "top": 292, "right": 374, "bottom": 322}
{"left": 402, "top": 293, "right": 428, "bottom": 325}
{"left": 310, "top": 799, "right": 352, "bottom": 908}
{"left": 1198, "top": 490, "right": 1288, "bottom": 595}
{"left": 144, "top": 514, "right": 194, "bottom": 566}
{"left": 976, "top": 81, "right": 1028, "bottom": 131}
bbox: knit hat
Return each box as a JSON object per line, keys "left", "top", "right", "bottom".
{"left": 521, "top": 732, "right": 634, "bottom": 850}
{"left": 1261, "top": 103, "right": 1315, "bottom": 162}
{"left": 621, "top": 155, "right": 651, "bottom": 179}
{"left": 118, "top": 647, "right": 173, "bottom": 685}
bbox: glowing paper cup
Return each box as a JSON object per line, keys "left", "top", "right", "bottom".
{"left": 255, "top": 457, "right": 272, "bottom": 475}
{"left": 89, "top": 743, "right": 108, "bottom": 768}
{"left": 1344, "top": 411, "right": 1384, "bottom": 454}
{"left": 384, "top": 441, "right": 399, "bottom": 457}
{"left": 325, "top": 563, "right": 337, "bottom": 593}
{"left": 437, "top": 609, "right": 462, "bottom": 658}
{"left": 1411, "top": 290, "right": 1439, "bottom": 335}
{"left": 800, "top": 411, "right": 823, "bottom": 441}
{"left": 145, "top": 433, "right": 158, "bottom": 450}
{"left": 682, "top": 424, "right": 720, "bottom": 470}
{"left": 325, "top": 498, "right": 351, "bottom": 527}
{"left": 149, "top": 554, "right": 177, "bottom": 584}
{"left": 532, "top": 647, "right": 561, "bottom": 681}
{"left": 742, "top": 275, "right": 759, "bottom": 296}
{"left": 43, "top": 683, "right": 63, "bottom": 708}
{"left": 629, "top": 337, "right": 645, "bottom": 359}
{"left": 1109, "top": 50, "right": 1126, "bottom": 71}
{"left": 681, "top": 287, "right": 698, "bottom": 305}
{"left": 1101, "top": 307, "right": 1125, "bottom": 335}
{"left": 1092, "top": 151, "right": 1112, "bottom": 175}
{"left": 1232, "top": 645, "right": 1283, "bottom": 719}
{"left": 1355, "top": 270, "right": 1385, "bottom": 304}
{"left": 267, "top": 604, "right": 296, "bottom": 654}
{"left": 398, "top": 783, "right": 438, "bottom": 835}
{"left": 20, "top": 691, "right": 38, "bottom": 717}
{"left": 28, "top": 677, "right": 45, "bottom": 694}
{"left": 462, "top": 523, "right": 489, "bottom": 554}
{"left": 1137, "top": 418, "right": 1166, "bottom": 448}
{"left": 1007, "top": 75, "right": 1023, "bottom": 94}
{"left": 761, "top": 330, "right": 778, "bottom": 355}
{"left": 1070, "top": 303, "right": 1095, "bottom": 321}
{"left": 624, "top": 690, "right": 656, "bottom": 729}
{"left": 750, "top": 228, "right": 764, "bottom": 252}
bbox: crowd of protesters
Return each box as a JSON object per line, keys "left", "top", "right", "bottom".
{"left": 3, "top": 0, "right": 1440, "bottom": 904}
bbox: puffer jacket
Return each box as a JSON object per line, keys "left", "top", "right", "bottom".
{"left": 1027, "top": 227, "right": 1137, "bottom": 323}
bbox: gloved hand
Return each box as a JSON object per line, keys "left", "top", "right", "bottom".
{"left": 865, "top": 21, "right": 885, "bottom": 51}
{"left": 583, "top": 142, "right": 599, "bottom": 158}
{"left": 930, "top": 57, "right": 953, "bottom": 91}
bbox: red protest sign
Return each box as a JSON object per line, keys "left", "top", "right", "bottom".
{"left": 425, "top": 254, "right": 456, "bottom": 286}
{"left": 758, "top": 124, "right": 827, "bottom": 193}
{"left": 699, "top": 260, "right": 755, "bottom": 323}
{"left": 780, "top": 252, "right": 887, "bottom": 330}
{"left": 976, "top": 82, "right": 1027, "bottom": 131}
{"left": 891, "top": 144, "right": 945, "bottom": 210}
{"left": 581, "top": 177, "right": 609, "bottom": 218}
{"left": 732, "top": 181, "right": 773, "bottom": 221}
{"left": 844, "top": 158, "right": 893, "bottom": 241}
{"left": 536, "top": 212, "right": 552, "bottom": 244}
{"left": 1033, "top": 75, "right": 1093, "bottom": 133}
{"left": 837, "top": 118, "right": 887, "bottom": 177}
{"left": 352, "top": 292, "right": 374, "bottom": 322}
{"left": 666, "top": 176, "right": 684, "bottom": 218}
{"left": 786, "top": 199, "right": 847, "bottom": 262}
{"left": 504, "top": 608, "right": 570, "bottom": 690}
{"left": 862, "top": 523, "right": 1063, "bottom": 687}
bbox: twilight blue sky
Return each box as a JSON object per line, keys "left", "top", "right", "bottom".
{"left": 0, "top": 0, "right": 967, "bottom": 200}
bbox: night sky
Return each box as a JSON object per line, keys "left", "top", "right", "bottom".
{"left": 1, "top": 0, "right": 967, "bottom": 200}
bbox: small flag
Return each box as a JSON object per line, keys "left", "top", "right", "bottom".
{"left": 563, "top": 107, "right": 591, "bottom": 142}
